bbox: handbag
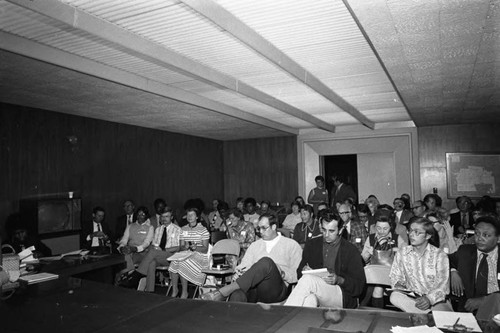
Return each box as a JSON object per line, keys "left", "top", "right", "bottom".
{"left": 1, "top": 244, "right": 20, "bottom": 299}
{"left": 371, "top": 249, "right": 394, "bottom": 266}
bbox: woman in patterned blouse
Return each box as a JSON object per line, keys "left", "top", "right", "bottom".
{"left": 389, "top": 216, "right": 453, "bottom": 313}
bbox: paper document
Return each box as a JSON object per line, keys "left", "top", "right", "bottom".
{"left": 432, "top": 311, "right": 482, "bottom": 332}
{"left": 302, "top": 268, "right": 330, "bottom": 278}
{"left": 391, "top": 325, "right": 442, "bottom": 333}
{"left": 20, "top": 272, "right": 59, "bottom": 285}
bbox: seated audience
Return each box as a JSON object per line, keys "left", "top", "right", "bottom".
{"left": 115, "top": 200, "right": 135, "bottom": 243}
{"left": 82, "top": 206, "right": 112, "bottom": 252}
{"left": 243, "top": 197, "right": 260, "bottom": 228}
{"left": 360, "top": 215, "right": 402, "bottom": 308}
{"left": 308, "top": 175, "right": 329, "bottom": 214}
{"left": 281, "top": 200, "right": 302, "bottom": 235}
{"left": 284, "top": 210, "right": 365, "bottom": 309}
{"left": 357, "top": 204, "right": 370, "bottom": 233}
{"left": 169, "top": 207, "right": 210, "bottom": 298}
{"left": 121, "top": 207, "right": 181, "bottom": 291}
{"left": 293, "top": 205, "right": 322, "bottom": 248}
{"left": 226, "top": 209, "right": 255, "bottom": 259}
{"left": 450, "top": 196, "right": 475, "bottom": 238}
{"left": 449, "top": 216, "right": 500, "bottom": 313}
{"left": 400, "top": 193, "right": 412, "bottom": 211}
{"left": 338, "top": 203, "right": 367, "bottom": 253}
{"left": 117, "top": 206, "right": 154, "bottom": 272}
{"left": 201, "top": 214, "right": 302, "bottom": 303}
{"left": 389, "top": 217, "right": 452, "bottom": 313}
{"left": 365, "top": 195, "right": 380, "bottom": 229}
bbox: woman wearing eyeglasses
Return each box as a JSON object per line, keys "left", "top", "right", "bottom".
{"left": 389, "top": 216, "right": 453, "bottom": 313}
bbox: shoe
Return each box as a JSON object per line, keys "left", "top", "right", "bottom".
{"left": 200, "top": 290, "right": 226, "bottom": 301}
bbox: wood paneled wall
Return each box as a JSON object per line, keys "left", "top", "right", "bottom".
{"left": 0, "top": 103, "right": 223, "bottom": 240}
{"left": 223, "top": 136, "right": 298, "bottom": 207}
{"left": 418, "top": 124, "right": 500, "bottom": 209}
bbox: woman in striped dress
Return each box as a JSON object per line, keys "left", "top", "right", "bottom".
{"left": 169, "top": 207, "right": 210, "bottom": 298}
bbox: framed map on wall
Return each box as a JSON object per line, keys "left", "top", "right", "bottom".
{"left": 446, "top": 153, "right": 500, "bottom": 198}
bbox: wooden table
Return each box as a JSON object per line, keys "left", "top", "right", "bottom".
{"left": 2, "top": 278, "right": 499, "bottom": 333}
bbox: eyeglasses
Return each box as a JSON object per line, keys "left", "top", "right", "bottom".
{"left": 258, "top": 225, "right": 270, "bottom": 232}
{"left": 339, "top": 211, "right": 351, "bottom": 215}
{"left": 475, "top": 231, "right": 495, "bottom": 239}
{"left": 408, "top": 229, "right": 426, "bottom": 236}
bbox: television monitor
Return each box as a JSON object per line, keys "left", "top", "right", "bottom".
{"left": 20, "top": 198, "right": 82, "bottom": 237}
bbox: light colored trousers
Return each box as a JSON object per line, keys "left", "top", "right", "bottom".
{"left": 284, "top": 274, "right": 343, "bottom": 308}
{"left": 390, "top": 292, "right": 453, "bottom": 313}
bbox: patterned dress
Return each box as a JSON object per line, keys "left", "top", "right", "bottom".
{"left": 168, "top": 223, "right": 210, "bottom": 286}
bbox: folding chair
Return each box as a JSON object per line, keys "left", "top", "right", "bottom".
{"left": 359, "top": 264, "right": 395, "bottom": 311}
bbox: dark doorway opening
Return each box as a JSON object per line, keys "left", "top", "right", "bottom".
{"left": 323, "top": 154, "right": 358, "bottom": 205}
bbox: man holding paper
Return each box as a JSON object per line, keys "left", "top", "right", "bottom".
{"left": 284, "top": 210, "right": 366, "bottom": 308}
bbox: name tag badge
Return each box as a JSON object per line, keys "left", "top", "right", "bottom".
{"left": 182, "top": 231, "right": 189, "bottom": 237}
{"left": 355, "top": 238, "right": 361, "bottom": 243}
{"left": 241, "top": 231, "right": 246, "bottom": 237}
{"left": 497, "top": 273, "right": 500, "bottom": 280}
{"left": 466, "top": 230, "right": 475, "bottom": 235}
{"left": 139, "top": 231, "right": 147, "bottom": 234}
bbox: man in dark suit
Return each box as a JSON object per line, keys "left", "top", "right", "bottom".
{"left": 115, "top": 200, "right": 135, "bottom": 243}
{"left": 284, "top": 210, "right": 365, "bottom": 308}
{"left": 449, "top": 216, "right": 500, "bottom": 312}
{"left": 450, "top": 196, "right": 475, "bottom": 237}
{"left": 149, "top": 198, "right": 166, "bottom": 229}
{"left": 81, "top": 206, "right": 112, "bottom": 251}
{"left": 391, "top": 197, "right": 413, "bottom": 225}
{"left": 330, "top": 175, "right": 357, "bottom": 208}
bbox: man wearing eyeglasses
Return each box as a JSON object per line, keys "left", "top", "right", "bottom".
{"left": 449, "top": 216, "right": 500, "bottom": 313}
{"left": 338, "top": 204, "right": 367, "bottom": 253}
{"left": 411, "top": 200, "right": 427, "bottom": 218}
{"left": 200, "top": 214, "right": 302, "bottom": 303}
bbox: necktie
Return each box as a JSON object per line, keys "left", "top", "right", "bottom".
{"left": 128, "top": 215, "right": 132, "bottom": 224}
{"left": 462, "top": 213, "right": 469, "bottom": 229}
{"left": 159, "top": 226, "right": 167, "bottom": 250}
{"left": 97, "top": 223, "right": 104, "bottom": 247}
{"left": 475, "top": 253, "right": 488, "bottom": 297}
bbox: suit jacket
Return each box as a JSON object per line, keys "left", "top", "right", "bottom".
{"left": 450, "top": 211, "right": 474, "bottom": 237}
{"left": 298, "top": 237, "right": 366, "bottom": 308}
{"left": 342, "top": 220, "right": 368, "bottom": 253}
{"left": 81, "top": 221, "right": 112, "bottom": 249}
{"left": 390, "top": 210, "right": 413, "bottom": 225}
{"left": 149, "top": 214, "right": 160, "bottom": 230}
{"left": 331, "top": 183, "right": 357, "bottom": 206}
{"left": 115, "top": 214, "right": 134, "bottom": 242}
{"left": 449, "top": 244, "right": 500, "bottom": 309}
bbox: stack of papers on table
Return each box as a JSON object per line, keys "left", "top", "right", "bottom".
{"left": 432, "top": 311, "right": 482, "bottom": 332}
{"left": 19, "top": 272, "right": 59, "bottom": 285}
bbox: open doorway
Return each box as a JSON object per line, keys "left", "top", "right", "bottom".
{"left": 323, "top": 154, "right": 358, "bottom": 205}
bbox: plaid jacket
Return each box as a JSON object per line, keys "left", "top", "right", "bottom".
{"left": 342, "top": 220, "right": 368, "bottom": 253}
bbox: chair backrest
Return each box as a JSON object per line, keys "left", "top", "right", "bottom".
{"left": 210, "top": 231, "right": 227, "bottom": 245}
{"left": 212, "top": 239, "right": 240, "bottom": 257}
{"left": 364, "top": 264, "right": 391, "bottom": 286}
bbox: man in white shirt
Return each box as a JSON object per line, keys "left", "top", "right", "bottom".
{"left": 81, "top": 207, "right": 111, "bottom": 251}
{"left": 121, "top": 207, "right": 181, "bottom": 291}
{"left": 201, "top": 214, "right": 302, "bottom": 303}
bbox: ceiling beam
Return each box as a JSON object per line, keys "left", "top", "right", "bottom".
{"left": 179, "top": 0, "right": 375, "bottom": 130}
{"left": 0, "top": 31, "right": 298, "bottom": 135}
{"left": 6, "top": 0, "right": 335, "bottom": 133}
